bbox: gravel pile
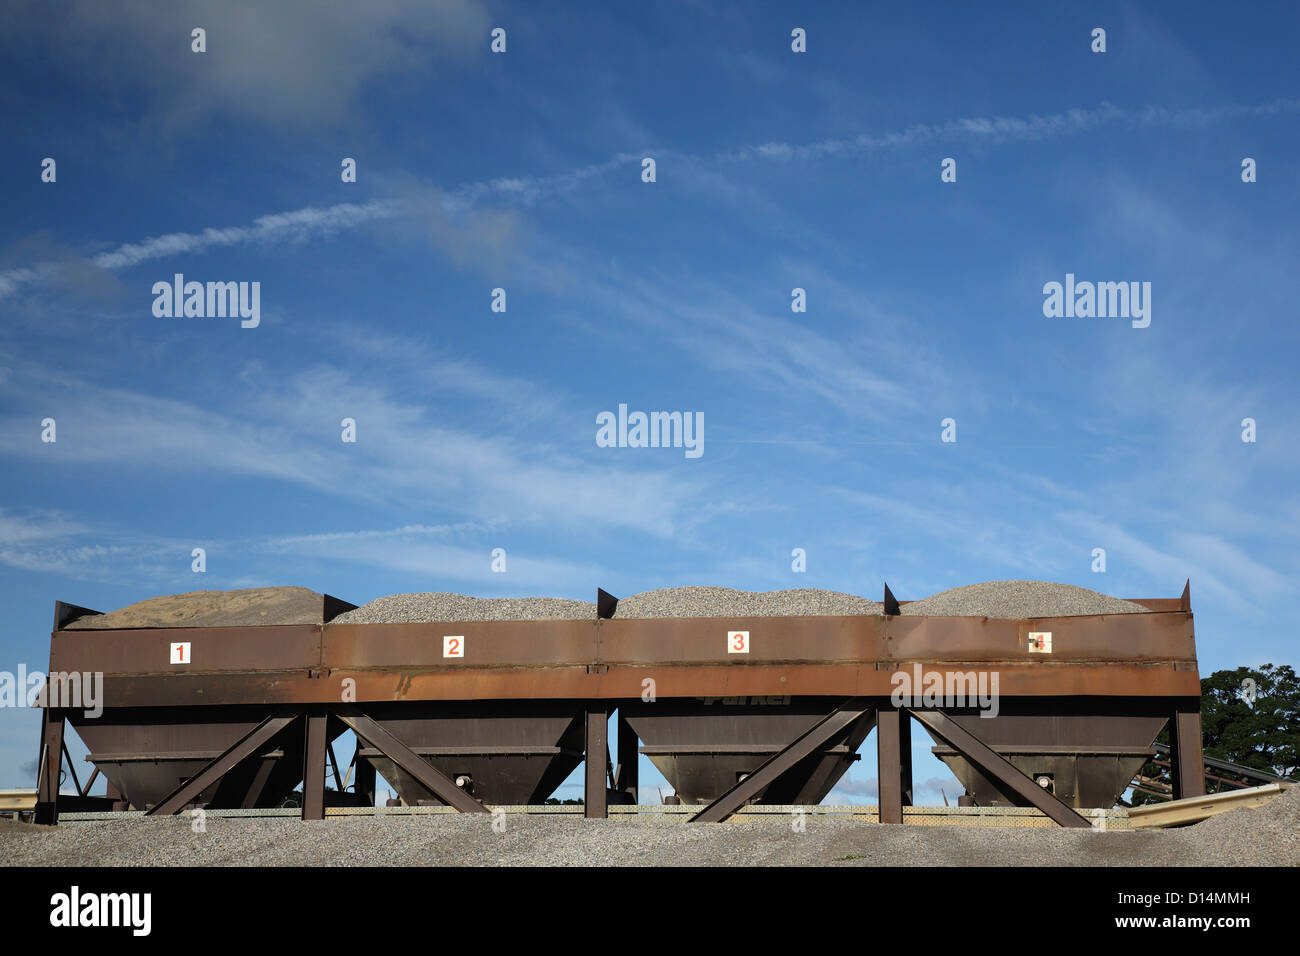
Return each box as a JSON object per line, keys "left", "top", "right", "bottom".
{"left": 613, "top": 587, "right": 882, "bottom": 618}
{"left": 334, "top": 593, "right": 596, "bottom": 624}
{"left": 2, "top": 800, "right": 1295, "bottom": 866}
{"left": 900, "top": 581, "right": 1147, "bottom": 618}
{"left": 1190, "top": 782, "right": 1300, "bottom": 864}
{"left": 64, "top": 586, "right": 326, "bottom": 629}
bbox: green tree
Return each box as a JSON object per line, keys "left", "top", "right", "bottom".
{"left": 1131, "top": 663, "right": 1297, "bottom": 805}
{"left": 1200, "top": 664, "right": 1298, "bottom": 777}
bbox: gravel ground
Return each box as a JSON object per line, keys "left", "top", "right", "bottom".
{"left": 64, "top": 586, "right": 325, "bottom": 629}
{"left": 900, "top": 580, "right": 1147, "bottom": 618}
{"left": 334, "top": 593, "right": 596, "bottom": 624}
{"left": 1187, "top": 781, "right": 1300, "bottom": 861}
{"left": 3, "top": 794, "right": 1295, "bottom": 866}
{"left": 613, "top": 587, "right": 883, "bottom": 618}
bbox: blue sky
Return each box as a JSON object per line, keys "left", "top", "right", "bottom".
{"left": 1, "top": 1, "right": 1297, "bottom": 805}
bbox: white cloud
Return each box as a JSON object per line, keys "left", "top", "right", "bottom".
{"left": 3, "top": 0, "right": 491, "bottom": 127}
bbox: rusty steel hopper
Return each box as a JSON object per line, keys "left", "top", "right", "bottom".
{"left": 621, "top": 697, "right": 876, "bottom": 804}
{"left": 36, "top": 583, "right": 1204, "bottom": 826}
{"left": 355, "top": 701, "right": 585, "bottom": 805}
{"left": 67, "top": 706, "right": 314, "bottom": 810}
{"left": 925, "top": 699, "right": 1170, "bottom": 809}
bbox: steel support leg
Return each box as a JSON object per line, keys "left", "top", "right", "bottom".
{"left": 355, "top": 752, "right": 377, "bottom": 808}
{"left": 1170, "top": 700, "right": 1206, "bottom": 800}
{"left": 615, "top": 714, "right": 639, "bottom": 803}
{"left": 585, "top": 703, "right": 608, "bottom": 818}
{"left": 302, "top": 712, "right": 328, "bottom": 821}
{"left": 899, "top": 710, "right": 914, "bottom": 807}
{"left": 877, "top": 706, "right": 905, "bottom": 824}
{"left": 34, "top": 708, "right": 64, "bottom": 826}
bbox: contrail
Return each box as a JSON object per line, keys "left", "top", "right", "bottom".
{"left": 3, "top": 98, "right": 1296, "bottom": 300}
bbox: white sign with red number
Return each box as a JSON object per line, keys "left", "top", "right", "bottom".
{"left": 443, "top": 635, "right": 465, "bottom": 658}
{"left": 727, "top": 630, "right": 750, "bottom": 654}
{"left": 170, "top": 642, "right": 191, "bottom": 665}
{"left": 1028, "top": 631, "right": 1052, "bottom": 653}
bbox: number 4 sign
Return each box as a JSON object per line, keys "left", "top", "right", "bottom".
{"left": 443, "top": 636, "right": 465, "bottom": 658}
{"left": 170, "top": 642, "right": 191, "bottom": 664}
{"left": 727, "top": 630, "right": 750, "bottom": 654}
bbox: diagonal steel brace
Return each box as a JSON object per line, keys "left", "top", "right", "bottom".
{"left": 338, "top": 707, "right": 489, "bottom": 813}
{"left": 907, "top": 708, "right": 1091, "bottom": 828}
{"left": 689, "top": 697, "right": 874, "bottom": 823}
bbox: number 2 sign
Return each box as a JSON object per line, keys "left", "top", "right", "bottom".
{"left": 727, "top": 630, "right": 750, "bottom": 654}
{"left": 443, "top": 635, "right": 465, "bottom": 658}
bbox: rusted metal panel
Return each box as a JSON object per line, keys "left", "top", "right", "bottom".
{"left": 323, "top": 620, "right": 598, "bottom": 669}
{"left": 84, "top": 658, "right": 1199, "bottom": 709}
{"left": 882, "top": 612, "right": 1196, "bottom": 663}
{"left": 50, "top": 625, "right": 324, "bottom": 674}
{"left": 597, "top": 615, "right": 885, "bottom": 664}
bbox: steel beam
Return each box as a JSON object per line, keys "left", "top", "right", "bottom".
{"left": 908, "top": 709, "right": 1091, "bottom": 828}
{"left": 900, "top": 710, "right": 914, "bottom": 807}
{"left": 60, "top": 741, "right": 82, "bottom": 797}
{"left": 240, "top": 751, "right": 278, "bottom": 810}
{"left": 585, "top": 703, "right": 608, "bottom": 818}
{"left": 337, "top": 708, "right": 488, "bottom": 813}
{"left": 147, "top": 714, "right": 298, "bottom": 816}
{"left": 34, "top": 708, "right": 64, "bottom": 826}
{"left": 1170, "top": 701, "right": 1206, "bottom": 800}
{"left": 877, "top": 706, "right": 905, "bottom": 824}
{"left": 689, "top": 697, "right": 873, "bottom": 823}
{"left": 615, "top": 714, "right": 639, "bottom": 802}
{"left": 355, "top": 751, "right": 376, "bottom": 807}
{"left": 327, "top": 740, "right": 344, "bottom": 794}
{"left": 302, "top": 713, "right": 328, "bottom": 821}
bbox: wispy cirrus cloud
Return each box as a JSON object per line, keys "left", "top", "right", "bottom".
{"left": 0, "top": 351, "right": 711, "bottom": 540}
{"left": 6, "top": 98, "right": 1297, "bottom": 301}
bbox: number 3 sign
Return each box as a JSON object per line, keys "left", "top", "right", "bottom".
{"left": 727, "top": 630, "right": 750, "bottom": 654}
